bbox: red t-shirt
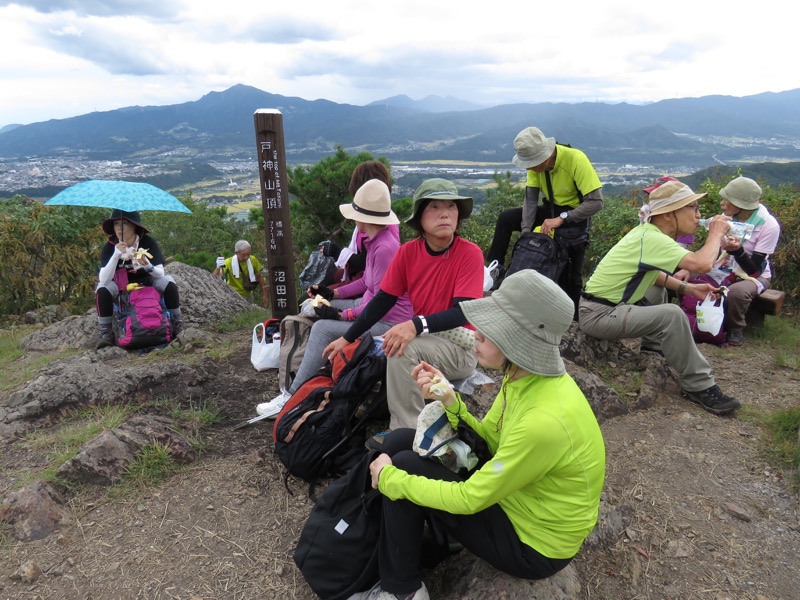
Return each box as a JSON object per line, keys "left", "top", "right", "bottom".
{"left": 380, "top": 237, "right": 484, "bottom": 317}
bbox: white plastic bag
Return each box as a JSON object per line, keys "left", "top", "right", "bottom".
{"left": 251, "top": 323, "right": 280, "bottom": 371}
{"left": 483, "top": 260, "right": 498, "bottom": 293}
{"left": 695, "top": 293, "right": 725, "bottom": 336}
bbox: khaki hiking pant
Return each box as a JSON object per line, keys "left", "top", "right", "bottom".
{"left": 386, "top": 335, "right": 477, "bottom": 430}
{"left": 726, "top": 276, "right": 770, "bottom": 331}
{"left": 578, "top": 286, "right": 714, "bottom": 393}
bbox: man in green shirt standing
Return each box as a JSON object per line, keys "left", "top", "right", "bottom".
{"left": 487, "top": 126, "right": 603, "bottom": 318}
{"left": 579, "top": 180, "right": 740, "bottom": 416}
{"left": 214, "top": 240, "right": 268, "bottom": 305}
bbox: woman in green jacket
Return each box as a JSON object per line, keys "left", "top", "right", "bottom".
{"left": 349, "top": 270, "right": 606, "bottom": 600}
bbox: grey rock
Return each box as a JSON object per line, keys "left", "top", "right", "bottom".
{"left": 0, "top": 481, "right": 70, "bottom": 541}
{"left": 433, "top": 558, "right": 581, "bottom": 599}
{"left": 19, "top": 261, "right": 252, "bottom": 352}
{"left": 561, "top": 323, "right": 638, "bottom": 368}
{"left": 57, "top": 414, "right": 195, "bottom": 485}
{"left": 0, "top": 353, "right": 204, "bottom": 438}
{"left": 583, "top": 503, "right": 635, "bottom": 549}
{"left": 23, "top": 304, "right": 70, "bottom": 326}
{"left": 565, "top": 359, "right": 629, "bottom": 422}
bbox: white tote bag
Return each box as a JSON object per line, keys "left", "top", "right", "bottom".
{"left": 251, "top": 323, "right": 280, "bottom": 371}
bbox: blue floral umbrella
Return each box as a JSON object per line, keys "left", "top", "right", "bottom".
{"left": 45, "top": 180, "right": 192, "bottom": 214}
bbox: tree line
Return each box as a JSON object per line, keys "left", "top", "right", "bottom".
{"left": 1, "top": 149, "right": 797, "bottom": 320}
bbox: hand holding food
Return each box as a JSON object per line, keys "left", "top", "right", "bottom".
{"left": 310, "top": 294, "right": 331, "bottom": 308}
{"left": 412, "top": 361, "right": 457, "bottom": 406}
{"left": 429, "top": 374, "right": 454, "bottom": 397}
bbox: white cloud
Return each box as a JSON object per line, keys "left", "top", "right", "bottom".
{"left": 1, "top": 0, "right": 798, "bottom": 126}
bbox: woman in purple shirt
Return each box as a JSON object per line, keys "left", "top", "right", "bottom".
{"left": 257, "top": 179, "right": 412, "bottom": 418}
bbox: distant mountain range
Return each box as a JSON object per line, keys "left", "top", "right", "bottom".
{"left": 1, "top": 84, "right": 800, "bottom": 169}
{"left": 367, "top": 94, "right": 486, "bottom": 112}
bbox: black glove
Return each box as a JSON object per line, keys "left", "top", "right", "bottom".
{"left": 308, "top": 284, "right": 335, "bottom": 301}
{"left": 314, "top": 304, "right": 340, "bottom": 320}
{"left": 319, "top": 240, "right": 343, "bottom": 258}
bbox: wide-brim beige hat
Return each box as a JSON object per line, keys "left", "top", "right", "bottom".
{"left": 719, "top": 176, "right": 761, "bottom": 210}
{"left": 339, "top": 179, "right": 399, "bottom": 225}
{"left": 647, "top": 180, "right": 707, "bottom": 217}
{"left": 460, "top": 270, "right": 573, "bottom": 377}
{"left": 512, "top": 127, "right": 556, "bottom": 169}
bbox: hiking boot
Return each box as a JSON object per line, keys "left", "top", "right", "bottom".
{"left": 256, "top": 389, "right": 292, "bottom": 419}
{"left": 347, "top": 581, "right": 429, "bottom": 600}
{"left": 681, "top": 385, "right": 741, "bottom": 416}
{"left": 365, "top": 431, "right": 390, "bottom": 451}
{"left": 727, "top": 328, "right": 745, "bottom": 346}
{"left": 96, "top": 330, "right": 115, "bottom": 350}
{"left": 640, "top": 344, "right": 664, "bottom": 357}
{"left": 489, "top": 264, "right": 506, "bottom": 292}
{"left": 171, "top": 317, "right": 184, "bottom": 338}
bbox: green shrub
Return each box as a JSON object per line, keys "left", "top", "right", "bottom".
{"left": 584, "top": 194, "right": 640, "bottom": 277}
{"left": 460, "top": 172, "right": 523, "bottom": 262}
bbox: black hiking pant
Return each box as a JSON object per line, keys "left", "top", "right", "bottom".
{"left": 376, "top": 429, "right": 571, "bottom": 595}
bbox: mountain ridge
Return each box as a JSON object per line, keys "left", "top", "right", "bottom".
{"left": 1, "top": 84, "right": 799, "bottom": 168}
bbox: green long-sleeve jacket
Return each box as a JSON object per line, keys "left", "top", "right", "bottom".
{"left": 378, "top": 373, "right": 606, "bottom": 559}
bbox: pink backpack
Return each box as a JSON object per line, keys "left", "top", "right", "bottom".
{"left": 113, "top": 268, "right": 172, "bottom": 349}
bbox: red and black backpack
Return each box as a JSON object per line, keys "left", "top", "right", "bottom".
{"left": 272, "top": 332, "right": 386, "bottom": 483}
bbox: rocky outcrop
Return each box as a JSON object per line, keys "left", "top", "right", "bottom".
{"left": 0, "top": 352, "right": 206, "bottom": 439}
{"left": 19, "top": 262, "right": 252, "bottom": 352}
{"left": 2, "top": 262, "right": 251, "bottom": 438}
{"left": 565, "top": 359, "right": 629, "bottom": 421}
{"left": 57, "top": 415, "right": 195, "bottom": 485}
{"left": 439, "top": 560, "right": 581, "bottom": 599}
{"left": 562, "top": 322, "right": 675, "bottom": 412}
{"left": 0, "top": 481, "right": 70, "bottom": 541}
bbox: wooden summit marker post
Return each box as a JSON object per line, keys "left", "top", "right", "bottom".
{"left": 254, "top": 110, "right": 296, "bottom": 319}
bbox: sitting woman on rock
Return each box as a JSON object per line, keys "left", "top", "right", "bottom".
{"left": 255, "top": 180, "right": 412, "bottom": 418}
{"left": 95, "top": 209, "right": 182, "bottom": 349}
{"left": 348, "top": 270, "right": 606, "bottom": 600}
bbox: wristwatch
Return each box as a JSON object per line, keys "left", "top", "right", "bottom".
{"left": 559, "top": 211, "right": 569, "bottom": 221}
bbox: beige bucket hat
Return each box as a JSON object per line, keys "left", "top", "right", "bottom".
{"left": 719, "top": 176, "right": 762, "bottom": 210}
{"left": 646, "top": 180, "right": 707, "bottom": 217}
{"left": 511, "top": 127, "right": 556, "bottom": 169}
{"left": 460, "top": 270, "right": 573, "bottom": 377}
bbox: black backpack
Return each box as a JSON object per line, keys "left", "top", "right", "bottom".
{"left": 298, "top": 246, "right": 337, "bottom": 291}
{"left": 505, "top": 232, "right": 566, "bottom": 282}
{"left": 272, "top": 332, "right": 387, "bottom": 483}
{"left": 293, "top": 450, "right": 382, "bottom": 599}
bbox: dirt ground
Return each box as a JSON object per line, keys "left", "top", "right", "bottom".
{"left": 1, "top": 328, "right": 799, "bottom": 600}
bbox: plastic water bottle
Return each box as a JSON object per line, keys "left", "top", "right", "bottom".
{"left": 698, "top": 218, "right": 754, "bottom": 242}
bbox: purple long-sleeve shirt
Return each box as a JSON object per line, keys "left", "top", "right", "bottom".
{"left": 336, "top": 227, "right": 412, "bottom": 322}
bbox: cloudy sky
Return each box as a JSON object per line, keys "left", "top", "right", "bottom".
{"left": 1, "top": 0, "right": 798, "bottom": 127}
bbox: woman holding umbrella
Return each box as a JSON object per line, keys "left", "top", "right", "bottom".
{"left": 95, "top": 209, "right": 183, "bottom": 349}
